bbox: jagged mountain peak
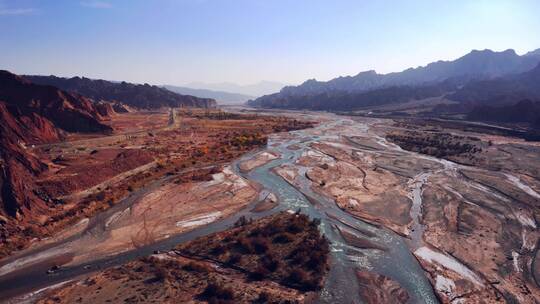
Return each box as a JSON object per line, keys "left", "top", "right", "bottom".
{"left": 525, "top": 48, "right": 540, "bottom": 57}
{"left": 256, "top": 47, "right": 540, "bottom": 101}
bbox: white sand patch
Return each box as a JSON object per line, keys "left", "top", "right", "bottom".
{"left": 16, "top": 279, "right": 73, "bottom": 304}
{"left": 435, "top": 275, "right": 456, "bottom": 296}
{"left": 221, "top": 166, "right": 249, "bottom": 190}
{"left": 150, "top": 253, "right": 174, "bottom": 261}
{"left": 202, "top": 172, "right": 226, "bottom": 187}
{"left": 231, "top": 176, "right": 248, "bottom": 190}
{"left": 505, "top": 173, "right": 540, "bottom": 199}
{"left": 222, "top": 166, "right": 235, "bottom": 176}
{"left": 512, "top": 251, "right": 521, "bottom": 273}
{"left": 442, "top": 185, "right": 480, "bottom": 208}
{"left": 302, "top": 149, "right": 334, "bottom": 163}
{"left": 259, "top": 151, "right": 278, "bottom": 160}
{"left": 74, "top": 218, "right": 89, "bottom": 229}
{"left": 325, "top": 141, "right": 351, "bottom": 150}
{"left": 516, "top": 213, "right": 537, "bottom": 229}
{"left": 0, "top": 246, "right": 69, "bottom": 277}
{"left": 276, "top": 167, "right": 297, "bottom": 183}
{"left": 211, "top": 172, "right": 225, "bottom": 183}
{"left": 415, "top": 247, "right": 483, "bottom": 286}
{"left": 105, "top": 208, "right": 130, "bottom": 228}
{"left": 521, "top": 230, "right": 536, "bottom": 251}
{"left": 175, "top": 211, "right": 222, "bottom": 228}
{"left": 374, "top": 136, "right": 391, "bottom": 148}
{"left": 467, "top": 180, "right": 511, "bottom": 203}
{"left": 347, "top": 255, "right": 372, "bottom": 269}
{"left": 265, "top": 192, "right": 278, "bottom": 203}
{"left": 348, "top": 198, "right": 359, "bottom": 207}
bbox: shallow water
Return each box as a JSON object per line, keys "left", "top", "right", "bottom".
{"left": 237, "top": 119, "right": 439, "bottom": 304}
{"left": 0, "top": 116, "right": 440, "bottom": 303}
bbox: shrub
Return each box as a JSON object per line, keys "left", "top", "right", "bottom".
{"left": 235, "top": 237, "right": 254, "bottom": 254}
{"left": 210, "top": 245, "right": 226, "bottom": 255}
{"left": 234, "top": 216, "right": 248, "bottom": 227}
{"left": 249, "top": 265, "right": 270, "bottom": 281}
{"left": 286, "top": 269, "right": 309, "bottom": 285}
{"left": 273, "top": 232, "right": 294, "bottom": 244}
{"left": 227, "top": 253, "right": 242, "bottom": 264}
{"left": 251, "top": 237, "right": 270, "bottom": 254}
{"left": 285, "top": 269, "right": 320, "bottom": 291}
{"left": 255, "top": 292, "right": 270, "bottom": 303}
{"left": 200, "top": 282, "right": 234, "bottom": 301}
{"left": 261, "top": 255, "right": 280, "bottom": 272}
{"left": 182, "top": 262, "right": 210, "bottom": 273}
{"left": 310, "top": 218, "right": 322, "bottom": 227}
{"left": 287, "top": 220, "right": 306, "bottom": 234}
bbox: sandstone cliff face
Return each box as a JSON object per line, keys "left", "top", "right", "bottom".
{"left": 0, "top": 70, "right": 112, "bottom": 221}
{"left": 112, "top": 102, "right": 130, "bottom": 113}
{"left": 0, "top": 71, "right": 112, "bottom": 135}
{"left": 94, "top": 102, "right": 116, "bottom": 117}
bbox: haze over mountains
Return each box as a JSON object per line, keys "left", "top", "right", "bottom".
{"left": 272, "top": 48, "right": 540, "bottom": 96}
{"left": 249, "top": 48, "right": 540, "bottom": 127}
{"left": 187, "top": 81, "right": 289, "bottom": 97}
{"left": 163, "top": 85, "right": 253, "bottom": 104}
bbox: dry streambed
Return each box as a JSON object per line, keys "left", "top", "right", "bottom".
{"left": 2, "top": 112, "right": 540, "bottom": 303}
{"left": 0, "top": 165, "right": 257, "bottom": 279}
{"left": 265, "top": 115, "right": 540, "bottom": 303}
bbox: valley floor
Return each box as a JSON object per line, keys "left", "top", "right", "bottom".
{"left": 1, "top": 109, "right": 539, "bottom": 303}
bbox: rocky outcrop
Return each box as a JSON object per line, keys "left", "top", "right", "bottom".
{"left": 0, "top": 70, "right": 112, "bottom": 221}
{"left": 0, "top": 71, "right": 112, "bottom": 134}
{"left": 25, "top": 75, "right": 217, "bottom": 109}
{"left": 94, "top": 101, "right": 116, "bottom": 117}
{"left": 355, "top": 271, "right": 409, "bottom": 304}
{"left": 112, "top": 102, "right": 130, "bottom": 113}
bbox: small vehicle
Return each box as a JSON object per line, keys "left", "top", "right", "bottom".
{"left": 46, "top": 265, "right": 61, "bottom": 274}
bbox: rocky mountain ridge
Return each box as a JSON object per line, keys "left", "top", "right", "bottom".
{"left": 25, "top": 75, "right": 217, "bottom": 109}
{"left": 277, "top": 48, "right": 540, "bottom": 96}
{"left": 0, "top": 70, "right": 112, "bottom": 222}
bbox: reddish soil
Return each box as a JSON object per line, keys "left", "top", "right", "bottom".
{"left": 36, "top": 212, "right": 329, "bottom": 304}
{"left": 0, "top": 106, "right": 313, "bottom": 259}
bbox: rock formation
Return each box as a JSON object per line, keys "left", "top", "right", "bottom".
{"left": 0, "top": 70, "right": 112, "bottom": 222}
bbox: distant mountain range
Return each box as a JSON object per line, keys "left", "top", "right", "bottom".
{"left": 162, "top": 85, "right": 253, "bottom": 104}
{"left": 186, "top": 81, "right": 288, "bottom": 97}
{"left": 275, "top": 49, "right": 540, "bottom": 96}
{"left": 448, "top": 62, "right": 540, "bottom": 105}
{"left": 25, "top": 75, "right": 217, "bottom": 109}
{"left": 249, "top": 49, "right": 540, "bottom": 123}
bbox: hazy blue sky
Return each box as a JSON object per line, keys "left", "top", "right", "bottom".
{"left": 1, "top": 0, "right": 540, "bottom": 86}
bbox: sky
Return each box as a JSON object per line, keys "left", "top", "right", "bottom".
{"left": 1, "top": 0, "right": 540, "bottom": 86}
